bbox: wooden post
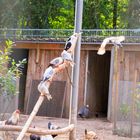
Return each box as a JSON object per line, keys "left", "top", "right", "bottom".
{"left": 107, "top": 48, "right": 115, "bottom": 121}
{"left": 130, "top": 69, "right": 137, "bottom": 137}
{"left": 16, "top": 95, "right": 45, "bottom": 140}
{"left": 113, "top": 47, "right": 119, "bottom": 133}
{"left": 84, "top": 51, "right": 89, "bottom": 106}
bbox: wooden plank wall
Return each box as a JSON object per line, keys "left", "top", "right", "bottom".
{"left": 109, "top": 46, "right": 140, "bottom": 121}
{"left": 120, "top": 51, "right": 140, "bottom": 82}
{"left": 26, "top": 80, "right": 66, "bottom": 117}
{"left": 24, "top": 47, "right": 87, "bottom": 117}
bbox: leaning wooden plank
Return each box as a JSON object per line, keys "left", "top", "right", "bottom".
{"left": 0, "top": 124, "right": 74, "bottom": 136}
{"left": 16, "top": 95, "right": 44, "bottom": 140}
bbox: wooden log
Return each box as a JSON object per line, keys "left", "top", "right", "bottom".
{"left": 0, "top": 124, "right": 74, "bottom": 135}
{"left": 16, "top": 95, "right": 45, "bottom": 140}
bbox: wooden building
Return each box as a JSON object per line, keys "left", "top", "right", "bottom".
{"left": 0, "top": 38, "right": 140, "bottom": 121}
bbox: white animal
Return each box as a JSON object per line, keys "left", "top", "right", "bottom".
{"left": 97, "top": 36, "right": 125, "bottom": 55}
{"left": 38, "top": 81, "right": 52, "bottom": 100}
{"left": 64, "top": 33, "right": 79, "bottom": 53}
{"left": 41, "top": 135, "right": 54, "bottom": 140}
{"left": 48, "top": 57, "right": 64, "bottom": 68}
{"left": 61, "top": 50, "right": 74, "bottom": 67}
{"left": 30, "top": 134, "right": 54, "bottom": 140}
{"left": 42, "top": 66, "right": 54, "bottom": 82}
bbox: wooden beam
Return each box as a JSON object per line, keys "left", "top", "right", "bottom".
{"left": 14, "top": 42, "right": 140, "bottom": 51}
{"left": 0, "top": 124, "right": 74, "bottom": 135}
{"left": 107, "top": 47, "right": 115, "bottom": 121}
{"left": 36, "top": 44, "right": 40, "bottom": 63}
{"left": 83, "top": 51, "right": 89, "bottom": 105}
{"left": 14, "top": 42, "right": 65, "bottom": 50}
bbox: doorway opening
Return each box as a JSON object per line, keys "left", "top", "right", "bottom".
{"left": 86, "top": 51, "right": 111, "bottom": 118}
{"left": 10, "top": 49, "right": 29, "bottom": 113}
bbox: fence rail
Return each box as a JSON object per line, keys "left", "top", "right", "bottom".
{"left": 0, "top": 29, "right": 140, "bottom": 43}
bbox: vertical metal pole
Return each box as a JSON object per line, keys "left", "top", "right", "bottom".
{"left": 69, "top": 0, "right": 83, "bottom": 140}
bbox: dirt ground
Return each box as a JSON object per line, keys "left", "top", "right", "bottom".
{"left": 13, "top": 115, "right": 140, "bottom": 140}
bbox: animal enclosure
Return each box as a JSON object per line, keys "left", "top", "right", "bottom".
{"left": 111, "top": 49, "right": 140, "bottom": 138}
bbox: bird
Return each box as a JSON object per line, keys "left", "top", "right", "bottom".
{"left": 48, "top": 57, "right": 64, "bottom": 68}
{"left": 48, "top": 122, "right": 60, "bottom": 138}
{"left": 41, "top": 135, "right": 54, "bottom": 140}
{"left": 5, "top": 109, "right": 20, "bottom": 125}
{"left": 30, "top": 134, "right": 54, "bottom": 140}
{"left": 37, "top": 66, "right": 54, "bottom": 100}
{"left": 38, "top": 81, "right": 52, "bottom": 100}
{"left": 64, "top": 33, "right": 79, "bottom": 53}
{"left": 30, "top": 134, "right": 40, "bottom": 140}
{"left": 61, "top": 50, "right": 74, "bottom": 67}
{"left": 42, "top": 66, "right": 54, "bottom": 82}
{"left": 85, "top": 129, "right": 98, "bottom": 140}
{"left": 48, "top": 122, "right": 60, "bottom": 130}
{"left": 97, "top": 36, "right": 125, "bottom": 55}
{"left": 78, "top": 105, "right": 90, "bottom": 119}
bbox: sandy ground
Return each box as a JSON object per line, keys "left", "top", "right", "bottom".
{"left": 19, "top": 115, "right": 140, "bottom": 140}
{"left": 1, "top": 114, "right": 140, "bottom": 140}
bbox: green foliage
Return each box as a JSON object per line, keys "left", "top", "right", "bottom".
{"left": 48, "top": 1, "right": 74, "bottom": 29}
{"left": 120, "top": 103, "right": 130, "bottom": 116}
{"left": 0, "top": 40, "right": 26, "bottom": 95}
{"left": 0, "top": 0, "right": 24, "bottom": 28}
{"left": 0, "top": 0, "right": 139, "bottom": 29}
{"left": 83, "top": 0, "right": 129, "bottom": 29}
{"left": 126, "top": 0, "right": 140, "bottom": 28}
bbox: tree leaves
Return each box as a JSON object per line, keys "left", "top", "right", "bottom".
{"left": 0, "top": 0, "right": 139, "bottom": 29}
{"left": 0, "top": 40, "right": 27, "bottom": 96}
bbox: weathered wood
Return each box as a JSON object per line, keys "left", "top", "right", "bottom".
{"left": 108, "top": 48, "right": 115, "bottom": 121}
{"left": 24, "top": 49, "right": 69, "bottom": 114}
{"left": 36, "top": 45, "right": 40, "bottom": 63}
{"left": 113, "top": 47, "right": 119, "bottom": 133}
{"left": 0, "top": 124, "right": 74, "bottom": 135}
{"left": 83, "top": 51, "right": 89, "bottom": 105}
{"left": 17, "top": 95, "right": 45, "bottom": 140}
{"left": 14, "top": 42, "right": 140, "bottom": 51}
{"left": 130, "top": 69, "right": 137, "bottom": 137}
{"left": 15, "top": 42, "right": 65, "bottom": 50}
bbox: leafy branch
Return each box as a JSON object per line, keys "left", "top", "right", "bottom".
{"left": 0, "top": 40, "right": 26, "bottom": 96}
